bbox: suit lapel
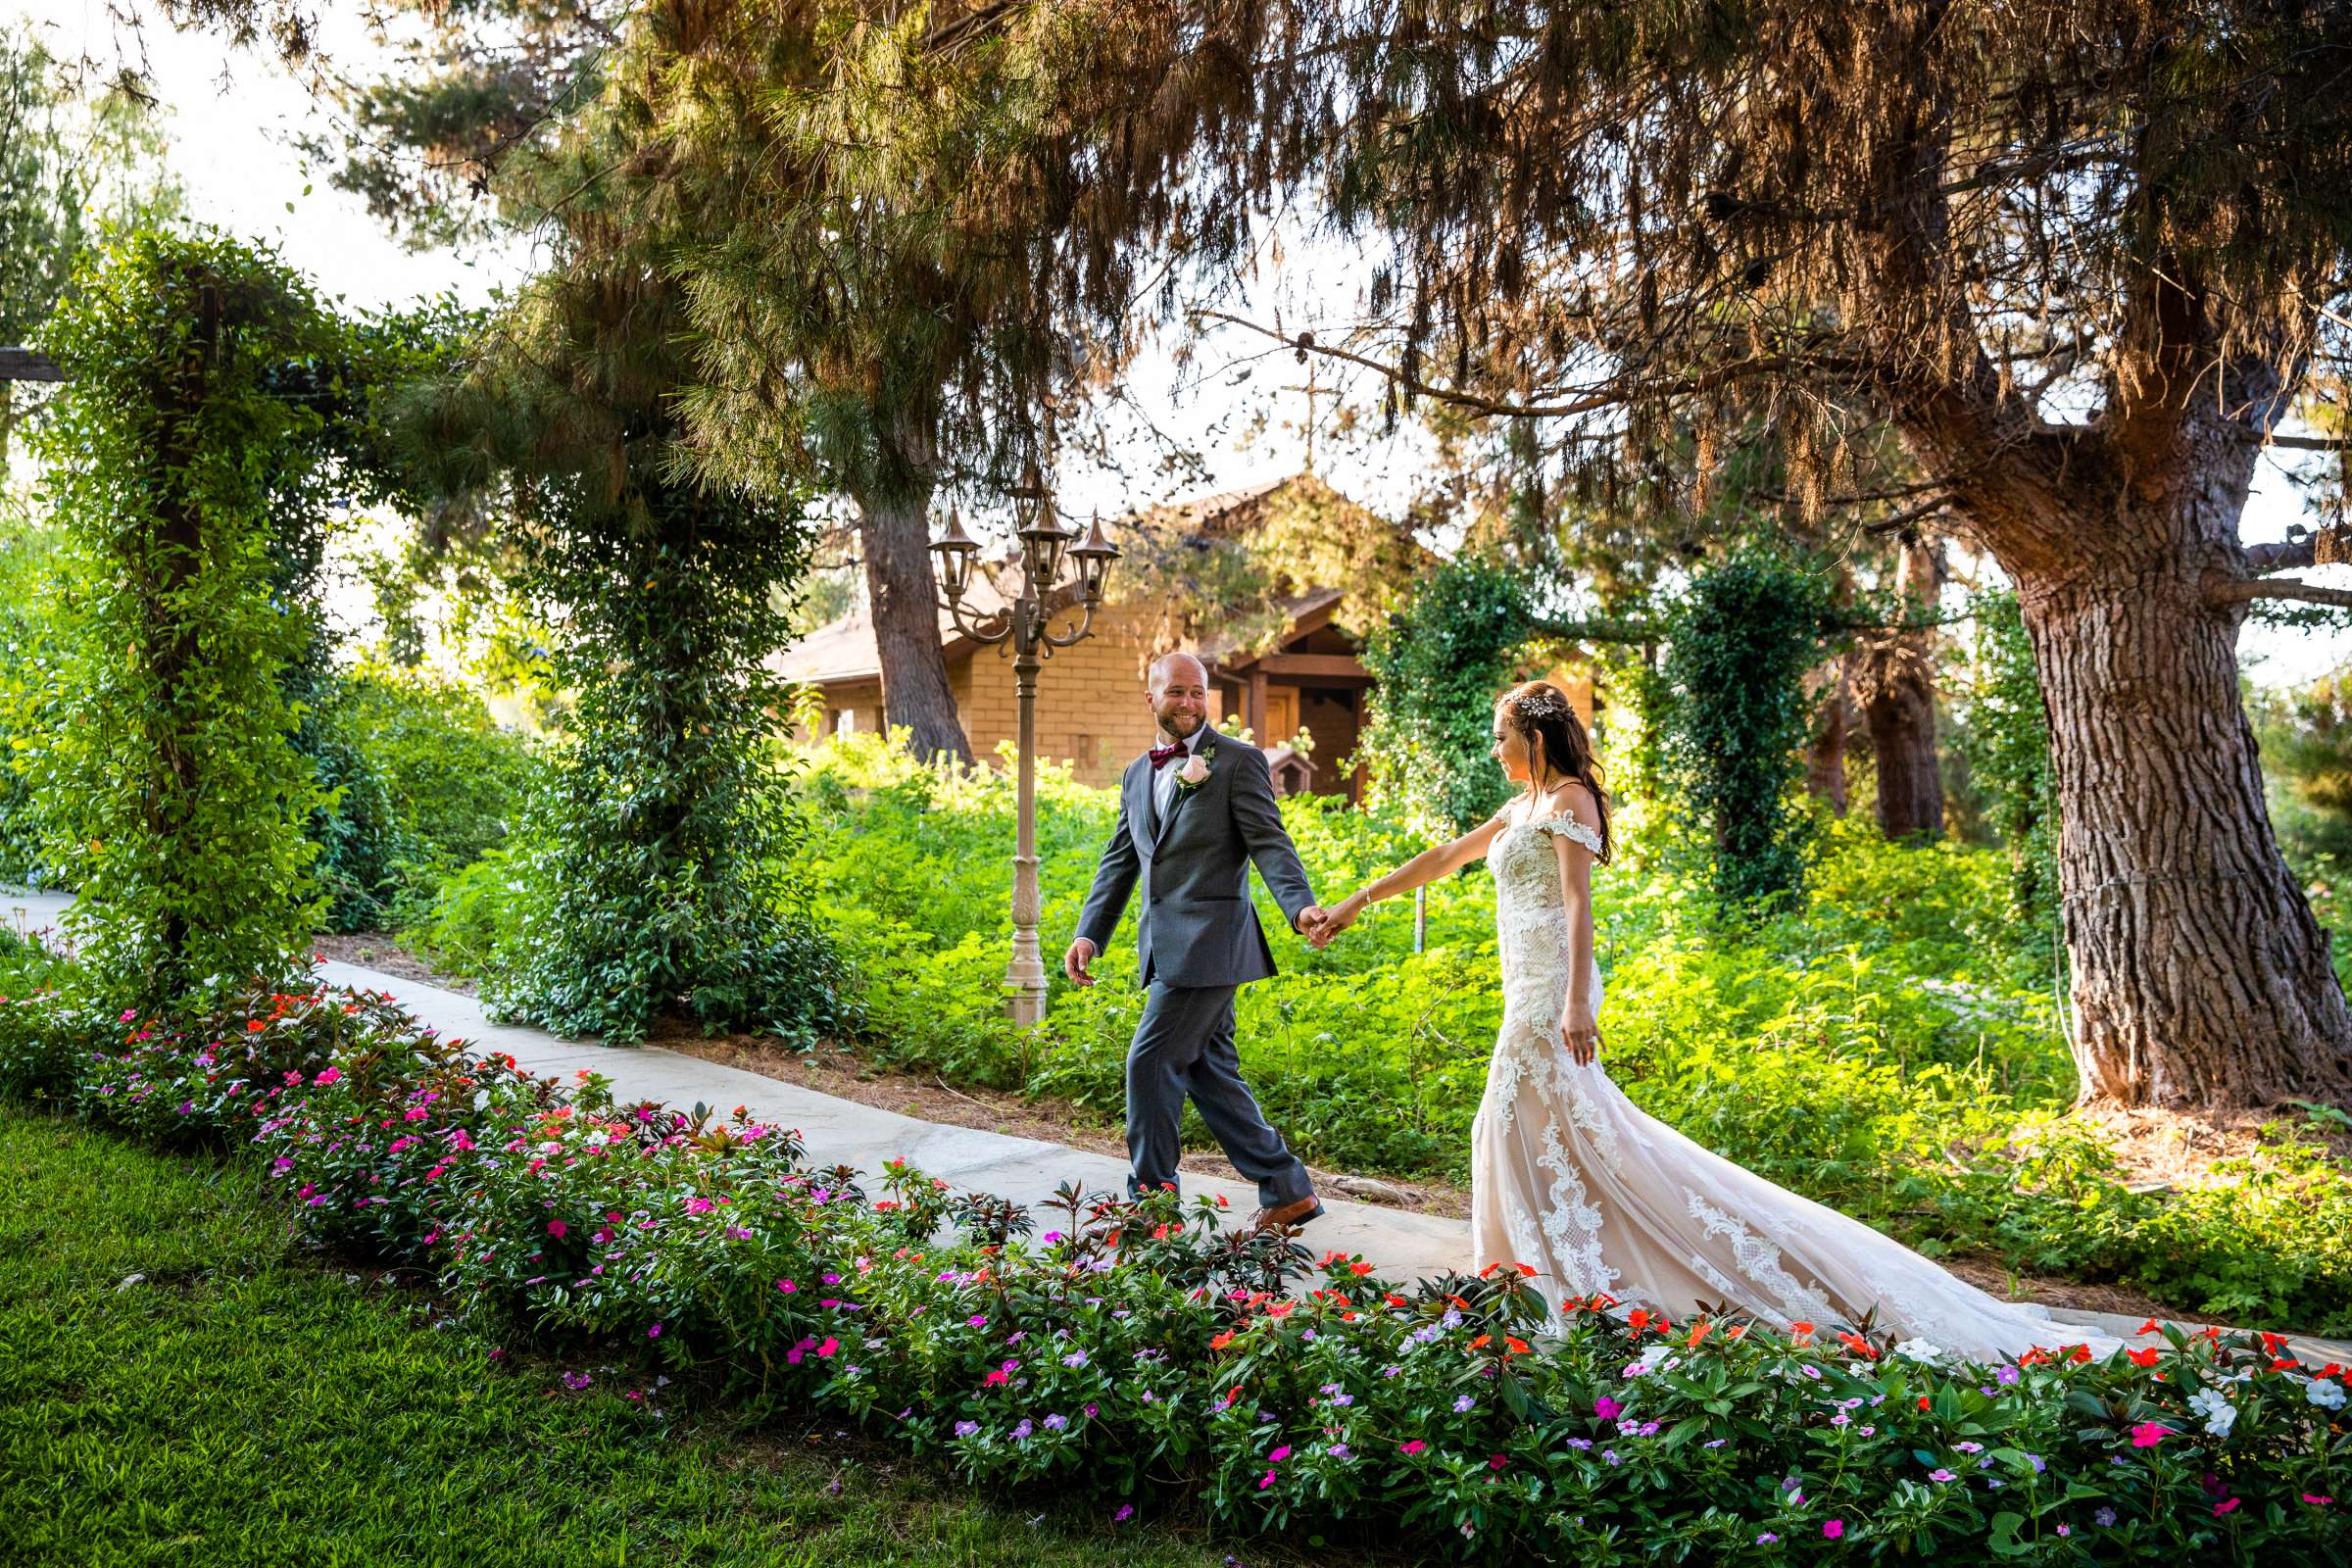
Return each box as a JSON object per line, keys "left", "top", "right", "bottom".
{"left": 1129, "top": 756, "right": 1160, "bottom": 852}
{"left": 1153, "top": 736, "right": 1216, "bottom": 851}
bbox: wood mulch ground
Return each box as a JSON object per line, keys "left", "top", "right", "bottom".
{"left": 309, "top": 931, "right": 480, "bottom": 997}
{"left": 313, "top": 929, "right": 2305, "bottom": 1331}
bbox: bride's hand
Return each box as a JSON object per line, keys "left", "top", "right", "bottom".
{"left": 1325, "top": 893, "right": 1367, "bottom": 934}
{"left": 1561, "top": 1006, "right": 1602, "bottom": 1066}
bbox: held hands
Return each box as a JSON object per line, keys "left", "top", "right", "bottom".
{"left": 1561, "top": 1004, "right": 1603, "bottom": 1066}
{"left": 1296, "top": 894, "right": 1366, "bottom": 950}
{"left": 1063, "top": 937, "right": 1099, "bottom": 987}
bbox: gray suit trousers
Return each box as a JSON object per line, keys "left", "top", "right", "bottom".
{"left": 1125, "top": 980, "right": 1313, "bottom": 1209}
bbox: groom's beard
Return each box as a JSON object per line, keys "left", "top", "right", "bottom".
{"left": 1154, "top": 710, "right": 1204, "bottom": 741}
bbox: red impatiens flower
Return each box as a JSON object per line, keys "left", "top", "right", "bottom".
{"left": 2127, "top": 1348, "right": 2161, "bottom": 1367}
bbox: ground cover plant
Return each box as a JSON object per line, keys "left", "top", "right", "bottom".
{"left": 0, "top": 933, "right": 2343, "bottom": 1565}
{"left": 436, "top": 734, "right": 2352, "bottom": 1335}
{"left": 0, "top": 1108, "right": 1260, "bottom": 1568}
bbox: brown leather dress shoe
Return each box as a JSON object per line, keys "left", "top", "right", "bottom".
{"left": 1247, "top": 1194, "right": 1326, "bottom": 1233}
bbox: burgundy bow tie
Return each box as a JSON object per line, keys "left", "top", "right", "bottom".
{"left": 1149, "top": 742, "right": 1185, "bottom": 770}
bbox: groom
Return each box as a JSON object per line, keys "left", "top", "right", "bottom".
{"left": 1064, "top": 651, "right": 1331, "bottom": 1232}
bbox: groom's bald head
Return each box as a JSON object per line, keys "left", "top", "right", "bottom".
{"left": 1147, "top": 652, "right": 1209, "bottom": 740}
{"left": 1148, "top": 652, "right": 1207, "bottom": 692}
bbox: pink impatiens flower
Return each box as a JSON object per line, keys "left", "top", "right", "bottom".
{"left": 2130, "top": 1422, "right": 2173, "bottom": 1447}
{"left": 546, "top": 1219, "right": 568, "bottom": 1238}
{"left": 1399, "top": 1440, "right": 1427, "bottom": 1455}
{"left": 1824, "top": 1520, "right": 1845, "bottom": 1540}
{"left": 1594, "top": 1396, "right": 1622, "bottom": 1420}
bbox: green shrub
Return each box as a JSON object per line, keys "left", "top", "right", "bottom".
{"left": 308, "top": 665, "right": 544, "bottom": 930}
{"left": 14, "top": 971, "right": 2350, "bottom": 1564}
{"left": 742, "top": 737, "right": 2352, "bottom": 1335}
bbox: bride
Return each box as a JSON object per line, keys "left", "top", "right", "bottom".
{"left": 1317, "top": 680, "right": 2115, "bottom": 1360}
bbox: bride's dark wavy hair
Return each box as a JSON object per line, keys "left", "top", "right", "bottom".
{"left": 1496, "top": 680, "right": 1614, "bottom": 864}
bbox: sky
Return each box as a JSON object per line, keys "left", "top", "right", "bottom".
{"left": 10, "top": 0, "right": 2352, "bottom": 687}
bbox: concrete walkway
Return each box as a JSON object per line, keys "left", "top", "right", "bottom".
{"left": 9, "top": 888, "right": 2346, "bottom": 1362}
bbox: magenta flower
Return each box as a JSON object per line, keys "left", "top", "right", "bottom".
{"left": 647, "top": 1323, "right": 662, "bottom": 1339}
{"left": 1824, "top": 1520, "right": 1844, "bottom": 1540}
{"left": 1594, "top": 1396, "right": 1621, "bottom": 1420}
{"left": 314, "top": 1066, "right": 341, "bottom": 1086}
{"left": 1268, "top": 1446, "right": 1292, "bottom": 1463}
{"left": 1400, "top": 1440, "right": 1427, "bottom": 1455}
{"left": 2130, "top": 1422, "right": 2172, "bottom": 1447}
{"left": 776, "top": 1279, "right": 797, "bottom": 1293}
{"left": 546, "top": 1219, "right": 568, "bottom": 1238}
{"left": 1113, "top": 1504, "right": 1134, "bottom": 1524}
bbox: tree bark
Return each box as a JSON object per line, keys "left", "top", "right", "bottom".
{"left": 2014, "top": 540, "right": 2352, "bottom": 1111}
{"left": 852, "top": 413, "right": 972, "bottom": 765}
{"left": 1853, "top": 536, "right": 1945, "bottom": 842}
{"left": 1802, "top": 658, "right": 1852, "bottom": 814}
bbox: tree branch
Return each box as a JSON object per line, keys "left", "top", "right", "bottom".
{"left": 1187, "top": 310, "right": 1860, "bottom": 421}
{"left": 2206, "top": 575, "right": 2352, "bottom": 612}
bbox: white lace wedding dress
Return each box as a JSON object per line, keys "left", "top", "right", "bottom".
{"left": 1471, "top": 802, "right": 2122, "bottom": 1362}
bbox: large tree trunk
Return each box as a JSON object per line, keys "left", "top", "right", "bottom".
{"left": 1853, "top": 537, "right": 1945, "bottom": 842}
{"left": 852, "top": 415, "right": 972, "bottom": 766}
{"left": 2016, "top": 546, "right": 2352, "bottom": 1111}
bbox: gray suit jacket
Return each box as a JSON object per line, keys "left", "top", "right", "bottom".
{"left": 1075, "top": 731, "right": 1316, "bottom": 989}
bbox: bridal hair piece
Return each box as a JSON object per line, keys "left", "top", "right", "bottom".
{"left": 1496, "top": 680, "right": 1614, "bottom": 863}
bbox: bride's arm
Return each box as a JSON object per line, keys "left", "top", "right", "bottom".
{"left": 1548, "top": 813, "right": 1602, "bottom": 1063}
{"left": 1323, "top": 816, "right": 1505, "bottom": 931}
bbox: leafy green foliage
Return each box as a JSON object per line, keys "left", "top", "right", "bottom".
{"left": 10, "top": 958, "right": 2349, "bottom": 1563}
{"left": 1355, "top": 554, "right": 1537, "bottom": 831}
{"left": 1659, "top": 553, "right": 1831, "bottom": 910}
{"left": 0, "top": 1110, "right": 1243, "bottom": 1568}
{"left": 302, "top": 666, "right": 545, "bottom": 932}
{"left": 18, "top": 230, "right": 345, "bottom": 1000}
{"left": 2252, "top": 669, "right": 2352, "bottom": 868}
{"left": 444, "top": 478, "right": 853, "bottom": 1047}
{"left": 456, "top": 735, "right": 2352, "bottom": 1335}
{"left": 1955, "top": 590, "right": 2060, "bottom": 933}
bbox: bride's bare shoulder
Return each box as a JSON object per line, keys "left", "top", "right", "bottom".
{"left": 1539, "top": 779, "right": 1601, "bottom": 829}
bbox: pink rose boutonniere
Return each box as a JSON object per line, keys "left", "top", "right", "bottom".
{"left": 1175, "top": 750, "right": 1213, "bottom": 793}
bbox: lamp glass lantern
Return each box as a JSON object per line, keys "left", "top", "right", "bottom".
{"left": 1066, "top": 512, "right": 1119, "bottom": 605}
{"left": 932, "top": 506, "right": 982, "bottom": 600}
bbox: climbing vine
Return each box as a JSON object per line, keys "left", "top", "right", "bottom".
{"left": 21, "top": 231, "right": 342, "bottom": 999}
{"left": 483, "top": 472, "right": 855, "bottom": 1046}
{"left": 1658, "top": 552, "right": 1832, "bottom": 911}
{"left": 1355, "top": 555, "right": 1537, "bottom": 831}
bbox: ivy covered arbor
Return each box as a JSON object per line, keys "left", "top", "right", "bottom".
{"left": 19, "top": 231, "right": 376, "bottom": 998}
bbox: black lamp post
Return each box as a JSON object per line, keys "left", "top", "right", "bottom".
{"left": 931, "top": 463, "right": 1120, "bottom": 1024}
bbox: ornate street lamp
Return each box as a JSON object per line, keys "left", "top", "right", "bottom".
{"left": 931, "top": 462, "right": 1119, "bottom": 1026}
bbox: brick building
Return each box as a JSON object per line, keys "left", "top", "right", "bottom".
{"left": 773, "top": 474, "right": 1594, "bottom": 799}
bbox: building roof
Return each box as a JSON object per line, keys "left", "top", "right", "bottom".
{"left": 770, "top": 475, "right": 1342, "bottom": 687}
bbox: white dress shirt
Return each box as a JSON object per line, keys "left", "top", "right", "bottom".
{"left": 1152, "top": 723, "right": 1208, "bottom": 823}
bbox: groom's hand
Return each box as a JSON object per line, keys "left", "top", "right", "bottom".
{"left": 1063, "top": 937, "right": 1100, "bottom": 987}
{"left": 1297, "top": 906, "right": 1333, "bottom": 949}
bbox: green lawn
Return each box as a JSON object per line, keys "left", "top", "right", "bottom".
{"left": 0, "top": 1110, "right": 1257, "bottom": 1568}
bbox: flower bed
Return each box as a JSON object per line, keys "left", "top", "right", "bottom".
{"left": 1, "top": 966, "right": 2345, "bottom": 1564}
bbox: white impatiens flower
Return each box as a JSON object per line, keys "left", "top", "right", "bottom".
{"left": 2187, "top": 1387, "right": 2238, "bottom": 1438}
{"left": 2307, "top": 1377, "right": 2347, "bottom": 1411}
{"left": 1893, "top": 1339, "right": 1949, "bottom": 1366}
